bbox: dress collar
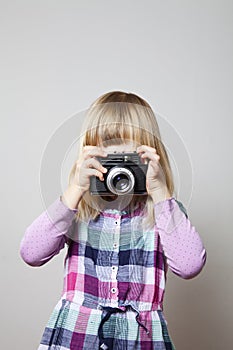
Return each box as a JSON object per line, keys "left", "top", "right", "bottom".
{"left": 100, "top": 200, "right": 145, "bottom": 217}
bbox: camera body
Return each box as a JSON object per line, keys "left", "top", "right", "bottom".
{"left": 90, "top": 152, "right": 148, "bottom": 196}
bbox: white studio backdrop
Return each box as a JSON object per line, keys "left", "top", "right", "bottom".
{"left": 0, "top": 1, "right": 232, "bottom": 349}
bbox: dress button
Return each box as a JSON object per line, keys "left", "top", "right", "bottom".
{"left": 111, "top": 266, "right": 117, "bottom": 271}
{"left": 111, "top": 287, "right": 117, "bottom": 294}
{"left": 113, "top": 242, "right": 118, "bottom": 249}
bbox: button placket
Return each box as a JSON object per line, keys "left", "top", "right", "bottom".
{"left": 109, "top": 214, "right": 121, "bottom": 304}
{"left": 113, "top": 215, "right": 121, "bottom": 251}
{"left": 111, "top": 265, "right": 118, "bottom": 281}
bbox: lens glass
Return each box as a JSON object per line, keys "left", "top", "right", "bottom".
{"left": 112, "top": 173, "right": 130, "bottom": 192}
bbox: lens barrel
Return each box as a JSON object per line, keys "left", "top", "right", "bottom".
{"left": 106, "top": 167, "right": 135, "bottom": 195}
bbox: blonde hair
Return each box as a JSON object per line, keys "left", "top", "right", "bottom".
{"left": 68, "top": 91, "right": 174, "bottom": 228}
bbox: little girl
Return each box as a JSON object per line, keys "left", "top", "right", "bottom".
{"left": 20, "top": 91, "right": 207, "bottom": 350}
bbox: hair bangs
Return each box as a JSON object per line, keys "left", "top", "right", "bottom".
{"left": 83, "top": 101, "right": 158, "bottom": 148}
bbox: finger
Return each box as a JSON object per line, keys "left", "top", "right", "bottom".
{"left": 84, "top": 158, "right": 107, "bottom": 173}
{"left": 83, "top": 147, "right": 108, "bottom": 160}
{"left": 83, "top": 145, "right": 97, "bottom": 150}
{"left": 137, "top": 145, "right": 157, "bottom": 154}
{"left": 140, "top": 151, "right": 160, "bottom": 162}
{"left": 86, "top": 168, "right": 105, "bottom": 181}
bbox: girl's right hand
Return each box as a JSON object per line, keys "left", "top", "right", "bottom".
{"left": 62, "top": 146, "right": 108, "bottom": 210}
{"left": 71, "top": 146, "right": 108, "bottom": 195}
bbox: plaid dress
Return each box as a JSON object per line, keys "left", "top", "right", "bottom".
{"left": 28, "top": 196, "right": 206, "bottom": 350}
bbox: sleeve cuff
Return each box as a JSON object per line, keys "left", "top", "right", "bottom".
{"left": 59, "top": 195, "right": 78, "bottom": 213}
{"left": 43, "top": 196, "right": 78, "bottom": 235}
{"left": 154, "top": 196, "right": 188, "bottom": 233}
{"left": 154, "top": 196, "right": 188, "bottom": 219}
{"left": 154, "top": 196, "right": 176, "bottom": 214}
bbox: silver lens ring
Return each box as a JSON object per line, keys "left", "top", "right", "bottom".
{"left": 106, "top": 167, "right": 135, "bottom": 195}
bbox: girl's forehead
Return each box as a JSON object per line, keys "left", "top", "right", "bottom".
{"left": 100, "top": 140, "right": 140, "bottom": 152}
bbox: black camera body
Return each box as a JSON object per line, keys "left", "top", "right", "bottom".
{"left": 90, "top": 152, "right": 148, "bottom": 196}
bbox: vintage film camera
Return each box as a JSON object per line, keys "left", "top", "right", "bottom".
{"left": 90, "top": 152, "right": 148, "bottom": 196}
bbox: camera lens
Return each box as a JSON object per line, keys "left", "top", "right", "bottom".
{"left": 106, "top": 167, "right": 135, "bottom": 195}
{"left": 112, "top": 174, "right": 130, "bottom": 191}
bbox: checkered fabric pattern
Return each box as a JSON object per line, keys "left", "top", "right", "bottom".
{"left": 38, "top": 199, "right": 181, "bottom": 349}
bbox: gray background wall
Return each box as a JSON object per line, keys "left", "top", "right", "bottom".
{"left": 1, "top": 1, "right": 232, "bottom": 349}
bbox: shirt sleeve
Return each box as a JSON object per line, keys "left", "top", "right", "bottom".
{"left": 154, "top": 197, "right": 207, "bottom": 279}
{"left": 19, "top": 196, "right": 78, "bottom": 267}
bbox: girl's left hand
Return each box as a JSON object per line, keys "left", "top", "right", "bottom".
{"left": 137, "top": 145, "right": 169, "bottom": 198}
